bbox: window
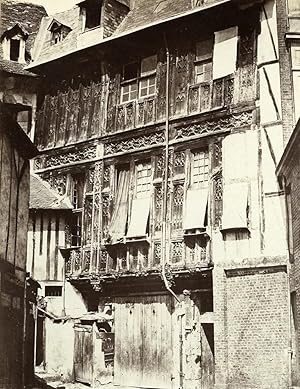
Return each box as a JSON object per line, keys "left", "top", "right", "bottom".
{"left": 121, "top": 56, "right": 157, "bottom": 103}
{"left": 127, "top": 161, "right": 152, "bottom": 239}
{"left": 183, "top": 149, "right": 209, "bottom": 232}
{"left": 52, "top": 27, "right": 62, "bottom": 44}
{"left": 70, "top": 174, "right": 85, "bottom": 246}
{"left": 191, "top": 149, "right": 209, "bottom": 188}
{"left": 195, "top": 39, "right": 213, "bottom": 84}
{"left": 136, "top": 161, "right": 152, "bottom": 198}
{"left": 84, "top": 0, "right": 102, "bottom": 30}
{"left": 10, "top": 39, "right": 20, "bottom": 61}
{"left": 121, "top": 62, "right": 138, "bottom": 103}
{"left": 139, "top": 55, "right": 157, "bottom": 98}
{"left": 45, "top": 285, "right": 62, "bottom": 297}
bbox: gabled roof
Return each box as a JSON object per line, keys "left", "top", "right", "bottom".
{"left": 0, "top": 0, "right": 47, "bottom": 71}
{"left": 30, "top": 174, "right": 73, "bottom": 210}
{"left": 47, "top": 18, "right": 72, "bottom": 32}
{"left": 1, "top": 23, "right": 29, "bottom": 39}
{"left": 31, "top": 6, "right": 80, "bottom": 65}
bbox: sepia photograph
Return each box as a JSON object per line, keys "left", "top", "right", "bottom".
{"left": 0, "top": 0, "right": 299, "bottom": 388}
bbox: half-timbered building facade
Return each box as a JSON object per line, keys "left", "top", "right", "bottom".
{"left": 0, "top": 103, "right": 38, "bottom": 389}
{"left": 27, "top": 0, "right": 293, "bottom": 387}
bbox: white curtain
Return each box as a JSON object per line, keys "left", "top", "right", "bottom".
{"left": 109, "top": 169, "right": 130, "bottom": 243}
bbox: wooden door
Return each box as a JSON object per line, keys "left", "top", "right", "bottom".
{"left": 74, "top": 324, "right": 93, "bottom": 385}
{"left": 114, "top": 294, "right": 173, "bottom": 388}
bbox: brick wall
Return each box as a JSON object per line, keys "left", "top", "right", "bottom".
{"left": 226, "top": 267, "right": 289, "bottom": 389}
{"left": 276, "top": 0, "right": 295, "bottom": 144}
{"left": 286, "top": 145, "right": 300, "bottom": 385}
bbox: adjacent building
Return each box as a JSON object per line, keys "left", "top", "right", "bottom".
{"left": 26, "top": 0, "right": 298, "bottom": 387}
{"left": 0, "top": 0, "right": 47, "bottom": 137}
{"left": 0, "top": 103, "right": 38, "bottom": 389}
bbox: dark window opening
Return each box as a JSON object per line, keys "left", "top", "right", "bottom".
{"left": 45, "top": 285, "right": 62, "bottom": 297}
{"left": 123, "top": 62, "right": 138, "bottom": 81}
{"left": 71, "top": 212, "right": 82, "bottom": 247}
{"left": 72, "top": 174, "right": 85, "bottom": 209}
{"left": 84, "top": 1, "right": 102, "bottom": 30}
{"left": 10, "top": 39, "right": 20, "bottom": 61}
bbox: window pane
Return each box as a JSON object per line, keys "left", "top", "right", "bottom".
{"left": 141, "top": 79, "right": 148, "bottom": 89}
{"left": 85, "top": 3, "right": 101, "bottom": 30}
{"left": 141, "top": 55, "right": 157, "bottom": 75}
{"left": 196, "top": 38, "right": 213, "bottom": 61}
{"left": 195, "top": 60, "right": 212, "bottom": 83}
{"left": 192, "top": 150, "right": 209, "bottom": 188}
{"left": 148, "top": 75, "right": 156, "bottom": 86}
{"left": 148, "top": 85, "right": 156, "bottom": 95}
{"left": 10, "top": 39, "right": 20, "bottom": 61}
{"left": 136, "top": 161, "right": 152, "bottom": 198}
{"left": 124, "top": 62, "right": 138, "bottom": 81}
{"left": 129, "top": 89, "right": 138, "bottom": 100}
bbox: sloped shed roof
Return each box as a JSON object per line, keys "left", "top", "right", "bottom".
{"left": 30, "top": 174, "right": 72, "bottom": 210}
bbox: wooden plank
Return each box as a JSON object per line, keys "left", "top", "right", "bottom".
{"left": 0, "top": 133, "right": 10, "bottom": 262}
{"left": 74, "top": 330, "right": 82, "bottom": 382}
{"left": 49, "top": 215, "right": 57, "bottom": 280}
{"left": 82, "top": 328, "right": 93, "bottom": 384}
{"left": 201, "top": 324, "right": 215, "bottom": 389}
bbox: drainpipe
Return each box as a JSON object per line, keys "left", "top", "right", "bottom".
{"left": 161, "top": 32, "right": 180, "bottom": 304}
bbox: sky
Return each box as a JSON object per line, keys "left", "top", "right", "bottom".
{"left": 21, "top": 0, "right": 77, "bottom": 14}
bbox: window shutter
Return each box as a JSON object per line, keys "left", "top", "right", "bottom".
{"left": 222, "top": 183, "right": 248, "bottom": 230}
{"left": 213, "top": 26, "right": 238, "bottom": 80}
{"left": 183, "top": 188, "right": 208, "bottom": 230}
{"left": 127, "top": 197, "right": 150, "bottom": 238}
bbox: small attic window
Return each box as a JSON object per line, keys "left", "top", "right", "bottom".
{"left": 51, "top": 24, "right": 62, "bottom": 44}
{"left": 49, "top": 21, "right": 71, "bottom": 45}
{"left": 83, "top": 0, "right": 102, "bottom": 30}
{"left": 10, "top": 39, "right": 20, "bottom": 61}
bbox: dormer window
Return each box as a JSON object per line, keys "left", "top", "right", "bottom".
{"left": 48, "top": 20, "right": 71, "bottom": 45}
{"left": 1, "top": 24, "right": 27, "bottom": 63}
{"left": 82, "top": 0, "right": 102, "bottom": 31}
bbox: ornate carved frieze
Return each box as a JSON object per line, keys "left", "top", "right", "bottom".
{"left": 153, "top": 242, "right": 161, "bottom": 266}
{"left": 171, "top": 241, "right": 183, "bottom": 263}
{"left": 174, "top": 111, "right": 252, "bottom": 140}
{"left": 40, "top": 172, "right": 67, "bottom": 196}
{"left": 34, "top": 145, "right": 97, "bottom": 170}
{"left": 104, "top": 132, "right": 165, "bottom": 155}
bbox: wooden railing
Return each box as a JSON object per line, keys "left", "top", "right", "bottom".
{"left": 65, "top": 239, "right": 211, "bottom": 278}
{"left": 188, "top": 76, "right": 234, "bottom": 115}
{"left": 111, "top": 75, "right": 234, "bottom": 133}
{"left": 115, "top": 96, "right": 157, "bottom": 132}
